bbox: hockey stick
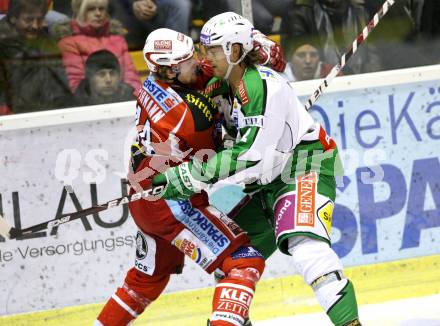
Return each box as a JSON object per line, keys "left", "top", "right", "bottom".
{"left": 229, "top": 0, "right": 397, "bottom": 215}
{"left": 304, "top": 0, "right": 396, "bottom": 111}
{"left": 0, "top": 185, "right": 165, "bottom": 240}
{"left": 0, "top": 0, "right": 395, "bottom": 241}
{"left": 229, "top": 1, "right": 397, "bottom": 221}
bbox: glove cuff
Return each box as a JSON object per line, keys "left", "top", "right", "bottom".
{"left": 177, "top": 162, "right": 205, "bottom": 193}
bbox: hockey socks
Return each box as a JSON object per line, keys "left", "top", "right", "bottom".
{"left": 210, "top": 253, "right": 264, "bottom": 326}
{"left": 210, "top": 276, "right": 256, "bottom": 326}
{"left": 312, "top": 272, "right": 360, "bottom": 326}
{"left": 287, "top": 237, "right": 360, "bottom": 326}
{"left": 95, "top": 285, "right": 151, "bottom": 326}
{"left": 95, "top": 269, "right": 169, "bottom": 326}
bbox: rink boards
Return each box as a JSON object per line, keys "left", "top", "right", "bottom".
{"left": 0, "top": 64, "right": 440, "bottom": 319}
{"left": 1, "top": 254, "right": 439, "bottom": 325}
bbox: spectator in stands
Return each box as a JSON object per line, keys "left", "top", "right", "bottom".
{"left": 410, "top": 0, "right": 440, "bottom": 65}
{"left": 0, "top": 0, "right": 68, "bottom": 30}
{"left": 225, "top": 0, "right": 291, "bottom": 35}
{"left": 52, "top": 0, "right": 74, "bottom": 17}
{"left": 74, "top": 50, "right": 135, "bottom": 106}
{"left": 363, "top": 0, "right": 427, "bottom": 71}
{"left": 110, "top": 0, "right": 191, "bottom": 50}
{"left": 197, "top": 0, "right": 289, "bottom": 35}
{"left": 0, "top": 0, "right": 72, "bottom": 114}
{"left": 45, "top": 1, "right": 69, "bottom": 31}
{"left": 283, "top": 40, "right": 342, "bottom": 82}
{"left": 282, "top": 0, "right": 382, "bottom": 74}
{"left": 53, "top": 0, "right": 141, "bottom": 95}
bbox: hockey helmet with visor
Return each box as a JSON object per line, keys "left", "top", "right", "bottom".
{"left": 143, "top": 28, "right": 194, "bottom": 73}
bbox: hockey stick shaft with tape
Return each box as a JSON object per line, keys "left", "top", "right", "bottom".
{"left": 0, "top": 185, "right": 165, "bottom": 240}
{"left": 304, "top": 0, "right": 396, "bottom": 111}
{"left": 1, "top": 0, "right": 396, "bottom": 240}
{"left": 233, "top": 0, "right": 397, "bottom": 217}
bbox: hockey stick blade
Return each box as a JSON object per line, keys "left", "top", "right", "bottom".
{"left": 8, "top": 184, "right": 166, "bottom": 239}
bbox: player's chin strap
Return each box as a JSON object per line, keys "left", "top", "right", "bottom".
{"left": 224, "top": 51, "right": 247, "bottom": 80}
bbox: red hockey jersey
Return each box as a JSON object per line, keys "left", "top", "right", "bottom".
{"left": 132, "top": 75, "right": 219, "bottom": 180}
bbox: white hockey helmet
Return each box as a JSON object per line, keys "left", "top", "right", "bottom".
{"left": 200, "top": 12, "right": 254, "bottom": 60}
{"left": 143, "top": 28, "right": 194, "bottom": 72}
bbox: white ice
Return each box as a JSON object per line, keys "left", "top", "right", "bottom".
{"left": 255, "top": 294, "right": 440, "bottom": 325}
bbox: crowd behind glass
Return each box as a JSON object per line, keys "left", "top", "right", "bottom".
{"left": 0, "top": 0, "right": 438, "bottom": 115}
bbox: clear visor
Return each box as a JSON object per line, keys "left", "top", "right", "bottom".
{"left": 197, "top": 44, "right": 224, "bottom": 59}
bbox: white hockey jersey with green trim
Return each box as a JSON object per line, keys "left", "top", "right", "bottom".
{"left": 199, "top": 65, "right": 340, "bottom": 188}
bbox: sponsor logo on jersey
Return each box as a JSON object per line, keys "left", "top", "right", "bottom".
{"left": 216, "top": 211, "right": 244, "bottom": 238}
{"left": 178, "top": 163, "right": 195, "bottom": 191}
{"left": 275, "top": 198, "right": 292, "bottom": 230}
{"left": 172, "top": 229, "right": 215, "bottom": 269}
{"left": 135, "top": 231, "right": 148, "bottom": 259}
{"left": 175, "top": 238, "right": 202, "bottom": 263}
{"left": 296, "top": 172, "right": 316, "bottom": 226}
{"left": 185, "top": 93, "right": 214, "bottom": 121}
{"left": 219, "top": 286, "right": 252, "bottom": 305}
{"left": 243, "top": 116, "right": 265, "bottom": 128}
{"left": 200, "top": 33, "right": 211, "bottom": 45}
{"left": 258, "top": 68, "right": 275, "bottom": 78}
{"left": 231, "top": 246, "right": 263, "bottom": 260}
{"left": 154, "top": 40, "right": 172, "bottom": 50}
{"left": 204, "top": 80, "right": 222, "bottom": 95}
{"left": 134, "top": 260, "right": 149, "bottom": 273}
{"left": 231, "top": 101, "right": 240, "bottom": 128}
{"left": 273, "top": 192, "right": 296, "bottom": 237}
{"left": 175, "top": 200, "right": 230, "bottom": 255}
{"left": 141, "top": 77, "right": 180, "bottom": 117}
{"left": 317, "top": 200, "right": 334, "bottom": 237}
{"left": 237, "top": 80, "right": 249, "bottom": 105}
{"left": 216, "top": 284, "right": 254, "bottom": 318}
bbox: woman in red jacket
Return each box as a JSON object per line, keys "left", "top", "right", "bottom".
{"left": 53, "top": 0, "right": 141, "bottom": 95}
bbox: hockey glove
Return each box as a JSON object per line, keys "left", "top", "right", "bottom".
{"left": 253, "top": 30, "right": 286, "bottom": 72}
{"left": 242, "top": 181, "right": 262, "bottom": 195}
{"left": 192, "top": 58, "right": 214, "bottom": 90}
{"left": 152, "top": 162, "right": 205, "bottom": 200}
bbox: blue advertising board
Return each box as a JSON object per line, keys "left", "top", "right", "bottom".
{"left": 211, "top": 77, "right": 440, "bottom": 267}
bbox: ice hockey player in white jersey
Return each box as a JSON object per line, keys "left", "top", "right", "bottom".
{"left": 153, "top": 12, "right": 362, "bottom": 326}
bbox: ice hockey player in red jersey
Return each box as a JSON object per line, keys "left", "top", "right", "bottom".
{"left": 94, "top": 28, "right": 266, "bottom": 326}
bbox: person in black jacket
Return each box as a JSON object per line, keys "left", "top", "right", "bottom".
{"left": 411, "top": 0, "right": 440, "bottom": 65}
{"left": 0, "top": 0, "right": 72, "bottom": 114}
{"left": 364, "top": 0, "right": 430, "bottom": 70}
{"left": 74, "top": 50, "right": 136, "bottom": 106}
{"left": 109, "top": 0, "right": 191, "bottom": 50}
{"left": 281, "top": 0, "right": 382, "bottom": 74}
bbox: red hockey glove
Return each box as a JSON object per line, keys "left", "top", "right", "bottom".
{"left": 191, "top": 58, "right": 214, "bottom": 90}
{"left": 253, "top": 30, "right": 286, "bottom": 72}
